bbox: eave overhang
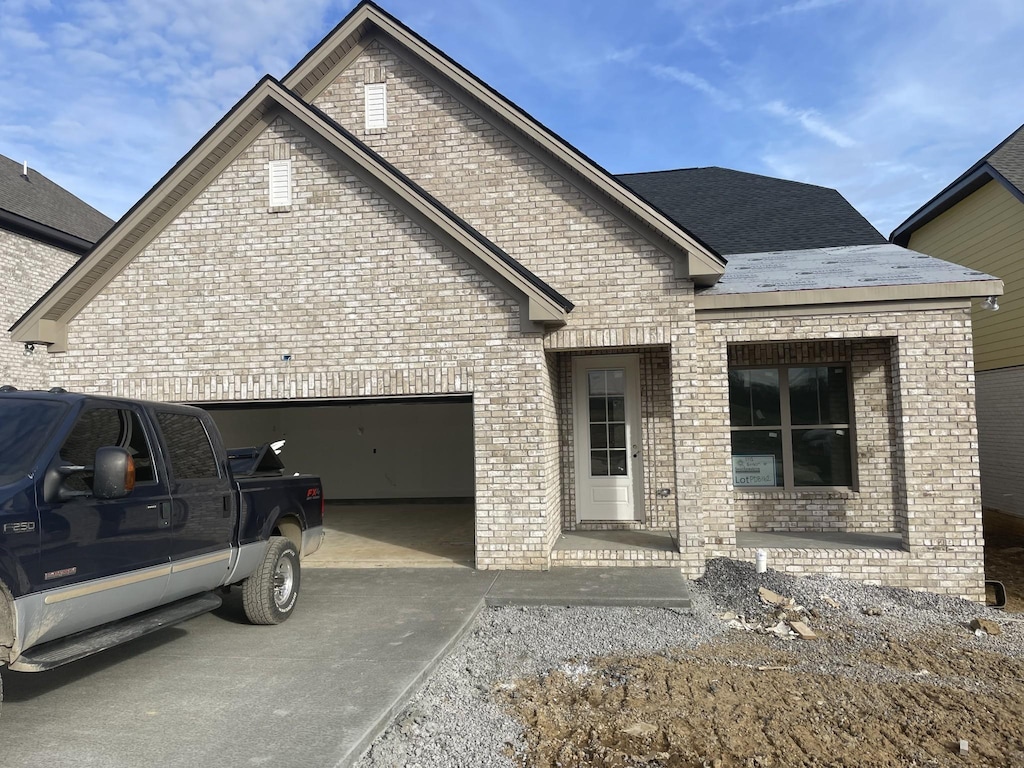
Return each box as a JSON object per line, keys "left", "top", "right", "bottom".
{"left": 695, "top": 279, "right": 1003, "bottom": 314}
{"left": 890, "top": 163, "right": 1024, "bottom": 246}
{"left": 0, "top": 208, "right": 96, "bottom": 255}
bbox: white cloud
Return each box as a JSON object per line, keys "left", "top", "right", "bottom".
{"left": 650, "top": 65, "right": 741, "bottom": 110}
{"left": 762, "top": 100, "right": 856, "bottom": 148}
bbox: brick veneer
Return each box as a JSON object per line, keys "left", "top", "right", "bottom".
{"left": 695, "top": 308, "right": 984, "bottom": 601}
{"left": 0, "top": 230, "right": 75, "bottom": 389}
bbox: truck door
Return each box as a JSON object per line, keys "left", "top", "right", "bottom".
{"left": 154, "top": 409, "right": 235, "bottom": 600}
{"left": 32, "top": 404, "right": 172, "bottom": 644}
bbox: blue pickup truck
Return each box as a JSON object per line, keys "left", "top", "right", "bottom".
{"left": 0, "top": 387, "right": 324, "bottom": 711}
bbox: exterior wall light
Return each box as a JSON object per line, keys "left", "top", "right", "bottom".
{"left": 982, "top": 296, "right": 1000, "bottom": 311}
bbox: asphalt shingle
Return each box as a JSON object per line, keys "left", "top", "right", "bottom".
{"left": 0, "top": 154, "right": 112, "bottom": 244}
{"left": 617, "top": 166, "right": 886, "bottom": 256}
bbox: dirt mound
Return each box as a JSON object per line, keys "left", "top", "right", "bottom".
{"left": 500, "top": 560, "right": 1024, "bottom": 767}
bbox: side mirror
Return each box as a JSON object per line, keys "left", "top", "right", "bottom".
{"left": 93, "top": 447, "right": 136, "bottom": 500}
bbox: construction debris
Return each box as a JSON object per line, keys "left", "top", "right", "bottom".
{"left": 862, "top": 606, "right": 883, "bottom": 616}
{"left": 789, "top": 620, "right": 818, "bottom": 640}
{"left": 970, "top": 618, "right": 1001, "bottom": 636}
{"left": 821, "top": 595, "right": 840, "bottom": 609}
{"left": 959, "top": 739, "right": 970, "bottom": 756}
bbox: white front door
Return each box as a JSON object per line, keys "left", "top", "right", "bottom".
{"left": 573, "top": 354, "right": 643, "bottom": 521}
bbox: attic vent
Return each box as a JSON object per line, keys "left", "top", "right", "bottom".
{"left": 268, "top": 158, "right": 292, "bottom": 209}
{"left": 365, "top": 83, "right": 387, "bottom": 130}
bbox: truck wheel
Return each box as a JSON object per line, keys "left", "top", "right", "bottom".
{"left": 242, "top": 536, "right": 300, "bottom": 625}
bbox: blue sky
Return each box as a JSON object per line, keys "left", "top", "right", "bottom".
{"left": 2, "top": 0, "right": 1023, "bottom": 236}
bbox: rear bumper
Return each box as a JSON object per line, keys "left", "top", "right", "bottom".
{"left": 301, "top": 525, "right": 325, "bottom": 558}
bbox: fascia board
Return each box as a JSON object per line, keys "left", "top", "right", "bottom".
{"left": 283, "top": 5, "right": 725, "bottom": 281}
{"left": 695, "top": 297, "right": 973, "bottom": 322}
{"left": 888, "top": 162, "right": 1024, "bottom": 247}
{"left": 694, "top": 279, "right": 1004, "bottom": 312}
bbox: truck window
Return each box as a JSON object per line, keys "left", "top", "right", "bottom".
{"left": 0, "top": 400, "right": 68, "bottom": 485}
{"left": 61, "top": 407, "right": 157, "bottom": 490}
{"left": 156, "top": 412, "right": 220, "bottom": 480}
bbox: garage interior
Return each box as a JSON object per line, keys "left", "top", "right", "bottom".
{"left": 201, "top": 396, "right": 475, "bottom": 567}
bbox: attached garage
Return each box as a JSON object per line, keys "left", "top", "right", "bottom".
{"left": 201, "top": 396, "right": 475, "bottom": 566}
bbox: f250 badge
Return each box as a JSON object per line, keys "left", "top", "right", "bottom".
{"left": 3, "top": 521, "right": 36, "bottom": 534}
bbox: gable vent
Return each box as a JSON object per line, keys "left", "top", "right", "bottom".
{"left": 268, "top": 158, "right": 292, "bottom": 208}
{"left": 365, "top": 83, "right": 387, "bottom": 130}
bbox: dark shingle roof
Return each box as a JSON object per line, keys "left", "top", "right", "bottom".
{"left": 617, "top": 167, "right": 886, "bottom": 255}
{"left": 981, "top": 124, "right": 1024, "bottom": 194}
{"left": 0, "top": 154, "right": 113, "bottom": 244}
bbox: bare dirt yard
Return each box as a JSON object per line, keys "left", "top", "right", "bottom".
{"left": 360, "top": 514, "right": 1024, "bottom": 768}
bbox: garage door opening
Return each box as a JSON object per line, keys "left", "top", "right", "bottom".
{"left": 199, "top": 396, "right": 475, "bottom": 568}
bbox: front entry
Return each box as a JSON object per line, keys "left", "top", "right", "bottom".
{"left": 573, "top": 354, "right": 643, "bottom": 521}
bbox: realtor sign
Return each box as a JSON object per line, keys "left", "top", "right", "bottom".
{"left": 732, "top": 455, "right": 776, "bottom": 487}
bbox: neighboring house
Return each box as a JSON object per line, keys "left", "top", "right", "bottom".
{"left": 10, "top": 2, "right": 1001, "bottom": 599}
{"left": 891, "top": 124, "right": 1024, "bottom": 519}
{"left": 0, "top": 154, "right": 112, "bottom": 388}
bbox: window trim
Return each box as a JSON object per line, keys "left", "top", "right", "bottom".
{"left": 729, "top": 362, "right": 858, "bottom": 492}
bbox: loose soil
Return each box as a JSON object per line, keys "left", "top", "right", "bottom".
{"left": 498, "top": 521, "right": 1024, "bottom": 768}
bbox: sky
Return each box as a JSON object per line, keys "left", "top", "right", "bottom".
{"left": 2, "top": 0, "right": 1024, "bottom": 237}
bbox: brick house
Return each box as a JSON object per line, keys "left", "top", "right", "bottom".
{"left": 1, "top": 154, "right": 111, "bottom": 389}
{"left": 10, "top": 2, "right": 1002, "bottom": 599}
{"left": 892, "top": 124, "right": 1024, "bottom": 520}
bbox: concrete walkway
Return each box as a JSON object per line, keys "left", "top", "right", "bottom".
{"left": 0, "top": 567, "right": 691, "bottom": 767}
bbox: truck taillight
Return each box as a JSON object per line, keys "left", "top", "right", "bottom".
{"left": 321, "top": 495, "right": 325, "bottom": 521}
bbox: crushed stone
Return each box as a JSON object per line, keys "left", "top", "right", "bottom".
{"left": 355, "top": 558, "right": 1018, "bottom": 768}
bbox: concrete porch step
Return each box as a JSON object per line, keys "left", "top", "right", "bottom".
{"left": 486, "top": 567, "right": 692, "bottom": 609}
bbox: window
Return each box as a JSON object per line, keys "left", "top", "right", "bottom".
{"left": 156, "top": 412, "right": 219, "bottom": 480}
{"left": 61, "top": 407, "right": 157, "bottom": 491}
{"left": 729, "top": 365, "right": 853, "bottom": 489}
{"left": 364, "top": 82, "right": 387, "bottom": 130}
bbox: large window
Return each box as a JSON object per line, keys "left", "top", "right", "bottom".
{"left": 729, "top": 365, "right": 854, "bottom": 490}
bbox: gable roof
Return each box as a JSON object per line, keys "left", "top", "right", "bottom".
{"left": 890, "top": 123, "right": 1024, "bottom": 245}
{"left": 0, "top": 154, "right": 113, "bottom": 254}
{"left": 11, "top": 77, "right": 572, "bottom": 350}
{"left": 282, "top": 0, "right": 725, "bottom": 285}
{"left": 618, "top": 167, "right": 887, "bottom": 256}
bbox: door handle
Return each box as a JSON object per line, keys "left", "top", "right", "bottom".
{"left": 222, "top": 494, "right": 233, "bottom": 518}
{"left": 159, "top": 501, "right": 171, "bottom": 527}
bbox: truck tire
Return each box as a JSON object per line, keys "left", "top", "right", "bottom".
{"left": 242, "top": 536, "right": 300, "bottom": 625}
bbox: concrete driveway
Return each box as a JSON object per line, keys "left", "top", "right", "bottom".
{"left": 0, "top": 568, "right": 496, "bottom": 768}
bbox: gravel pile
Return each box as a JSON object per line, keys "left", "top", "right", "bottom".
{"left": 355, "top": 558, "right": 1020, "bottom": 768}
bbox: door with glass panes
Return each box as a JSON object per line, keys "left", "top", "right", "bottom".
{"left": 573, "top": 355, "right": 643, "bottom": 521}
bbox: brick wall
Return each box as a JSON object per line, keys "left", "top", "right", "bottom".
{"left": 311, "top": 40, "right": 696, "bottom": 340}
{"left": 50, "top": 117, "right": 558, "bottom": 570}
{"left": 0, "top": 230, "right": 75, "bottom": 389}
{"left": 696, "top": 307, "right": 984, "bottom": 600}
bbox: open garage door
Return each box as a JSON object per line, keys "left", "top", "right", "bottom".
{"left": 199, "top": 396, "right": 475, "bottom": 567}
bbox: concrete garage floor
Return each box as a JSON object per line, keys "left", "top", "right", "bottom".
{"left": 305, "top": 502, "right": 476, "bottom": 568}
